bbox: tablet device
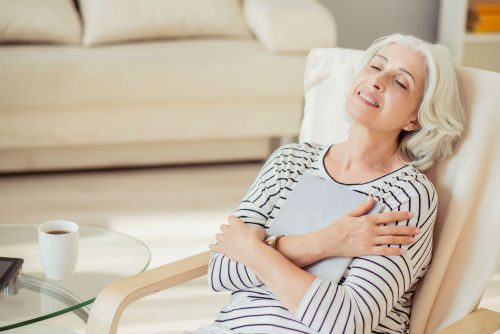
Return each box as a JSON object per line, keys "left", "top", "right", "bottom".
{"left": 267, "top": 174, "right": 384, "bottom": 283}
{"left": 0, "top": 257, "right": 24, "bottom": 291}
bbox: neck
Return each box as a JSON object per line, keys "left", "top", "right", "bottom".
{"left": 337, "top": 124, "right": 402, "bottom": 173}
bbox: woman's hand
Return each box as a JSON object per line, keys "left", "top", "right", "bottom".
{"left": 316, "top": 196, "right": 419, "bottom": 257}
{"left": 209, "top": 215, "right": 266, "bottom": 263}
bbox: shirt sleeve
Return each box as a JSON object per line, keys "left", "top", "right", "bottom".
{"left": 294, "top": 177, "right": 438, "bottom": 334}
{"left": 208, "top": 146, "right": 284, "bottom": 292}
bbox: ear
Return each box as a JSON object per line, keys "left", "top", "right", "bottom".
{"left": 403, "top": 119, "right": 421, "bottom": 132}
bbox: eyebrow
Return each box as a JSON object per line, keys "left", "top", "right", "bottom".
{"left": 373, "top": 54, "right": 416, "bottom": 84}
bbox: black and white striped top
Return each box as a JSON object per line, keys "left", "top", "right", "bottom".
{"left": 206, "top": 143, "right": 437, "bottom": 334}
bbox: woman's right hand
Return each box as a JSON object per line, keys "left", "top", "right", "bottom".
{"left": 316, "top": 196, "right": 420, "bottom": 257}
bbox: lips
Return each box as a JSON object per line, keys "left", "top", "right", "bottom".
{"left": 357, "top": 90, "right": 380, "bottom": 108}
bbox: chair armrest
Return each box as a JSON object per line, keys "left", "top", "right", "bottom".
{"left": 85, "top": 251, "right": 211, "bottom": 334}
{"left": 434, "top": 308, "right": 500, "bottom": 334}
{"left": 243, "top": 0, "right": 336, "bottom": 53}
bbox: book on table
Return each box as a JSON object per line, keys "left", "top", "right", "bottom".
{"left": 468, "top": 3, "right": 500, "bottom": 32}
{"left": 267, "top": 174, "right": 384, "bottom": 283}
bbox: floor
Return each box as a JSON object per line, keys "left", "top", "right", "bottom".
{"left": 1, "top": 162, "right": 499, "bottom": 333}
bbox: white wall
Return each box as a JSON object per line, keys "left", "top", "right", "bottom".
{"left": 318, "top": 0, "right": 440, "bottom": 49}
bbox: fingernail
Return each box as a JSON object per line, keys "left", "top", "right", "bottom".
{"left": 408, "top": 212, "right": 413, "bottom": 218}
{"left": 415, "top": 228, "right": 421, "bottom": 233}
{"left": 400, "top": 249, "right": 406, "bottom": 255}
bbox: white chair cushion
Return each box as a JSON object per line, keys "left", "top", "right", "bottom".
{"left": 0, "top": 0, "right": 81, "bottom": 44}
{"left": 79, "top": 0, "right": 251, "bottom": 46}
{"left": 411, "top": 67, "right": 500, "bottom": 333}
{"left": 299, "top": 47, "right": 500, "bottom": 333}
{"left": 299, "top": 48, "right": 362, "bottom": 144}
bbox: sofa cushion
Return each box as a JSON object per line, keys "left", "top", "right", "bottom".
{"left": 0, "top": 39, "right": 305, "bottom": 107}
{"left": 0, "top": 0, "right": 81, "bottom": 44}
{"left": 79, "top": 0, "right": 251, "bottom": 46}
{"left": 244, "top": 0, "right": 336, "bottom": 53}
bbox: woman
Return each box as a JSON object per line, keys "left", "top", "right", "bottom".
{"left": 193, "top": 34, "right": 465, "bottom": 334}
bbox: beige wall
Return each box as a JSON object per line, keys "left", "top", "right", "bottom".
{"left": 318, "top": 0, "right": 440, "bottom": 49}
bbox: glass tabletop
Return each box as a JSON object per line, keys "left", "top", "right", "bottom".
{"left": 0, "top": 224, "right": 151, "bottom": 331}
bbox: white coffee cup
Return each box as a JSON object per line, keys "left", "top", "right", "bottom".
{"left": 38, "top": 220, "right": 79, "bottom": 280}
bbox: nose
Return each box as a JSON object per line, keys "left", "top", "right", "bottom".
{"left": 369, "top": 78, "right": 385, "bottom": 92}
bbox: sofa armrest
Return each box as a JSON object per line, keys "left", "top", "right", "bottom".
{"left": 434, "top": 308, "right": 500, "bottom": 334}
{"left": 85, "top": 251, "right": 211, "bottom": 334}
{"left": 243, "top": 0, "right": 336, "bottom": 53}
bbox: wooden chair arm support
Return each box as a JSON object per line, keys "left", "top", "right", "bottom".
{"left": 85, "top": 250, "right": 499, "bottom": 334}
{"left": 434, "top": 308, "right": 500, "bottom": 334}
{"left": 86, "top": 251, "right": 211, "bottom": 334}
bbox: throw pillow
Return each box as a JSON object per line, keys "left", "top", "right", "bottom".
{"left": 79, "top": 0, "right": 251, "bottom": 46}
{"left": 0, "top": 0, "right": 81, "bottom": 44}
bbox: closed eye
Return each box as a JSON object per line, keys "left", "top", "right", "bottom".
{"left": 371, "top": 65, "right": 381, "bottom": 71}
{"left": 396, "top": 80, "right": 407, "bottom": 90}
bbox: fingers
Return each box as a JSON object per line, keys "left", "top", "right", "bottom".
{"left": 372, "top": 246, "right": 407, "bottom": 256}
{"left": 347, "top": 196, "right": 375, "bottom": 217}
{"left": 371, "top": 211, "right": 413, "bottom": 225}
{"left": 227, "top": 215, "right": 240, "bottom": 224}
{"left": 378, "top": 224, "right": 420, "bottom": 236}
{"left": 215, "top": 233, "right": 225, "bottom": 243}
{"left": 373, "top": 235, "right": 415, "bottom": 246}
{"left": 227, "top": 215, "right": 264, "bottom": 233}
{"left": 228, "top": 215, "right": 252, "bottom": 229}
{"left": 210, "top": 216, "right": 242, "bottom": 253}
{"left": 209, "top": 243, "right": 222, "bottom": 253}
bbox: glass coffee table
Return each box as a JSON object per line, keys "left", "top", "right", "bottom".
{"left": 0, "top": 224, "right": 151, "bottom": 332}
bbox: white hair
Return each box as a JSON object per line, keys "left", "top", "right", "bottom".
{"left": 357, "top": 34, "right": 466, "bottom": 171}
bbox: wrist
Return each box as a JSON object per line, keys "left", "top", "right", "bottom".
{"left": 245, "top": 239, "right": 270, "bottom": 269}
{"left": 278, "top": 233, "right": 328, "bottom": 267}
{"left": 242, "top": 236, "right": 265, "bottom": 263}
{"left": 265, "top": 234, "right": 285, "bottom": 249}
{"left": 305, "top": 231, "right": 330, "bottom": 259}
{"left": 232, "top": 236, "right": 267, "bottom": 265}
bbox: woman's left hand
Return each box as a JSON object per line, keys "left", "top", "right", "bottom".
{"left": 209, "top": 215, "right": 266, "bottom": 263}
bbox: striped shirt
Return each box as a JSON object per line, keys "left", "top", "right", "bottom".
{"left": 206, "top": 143, "right": 437, "bottom": 334}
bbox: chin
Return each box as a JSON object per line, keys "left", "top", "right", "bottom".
{"left": 346, "top": 100, "right": 372, "bottom": 122}
{"left": 347, "top": 106, "right": 385, "bottom": 134}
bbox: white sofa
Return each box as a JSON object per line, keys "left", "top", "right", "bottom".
{"left": 0, "top": 0, "right": 336, "bottom": 172}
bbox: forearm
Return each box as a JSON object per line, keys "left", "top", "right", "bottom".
{"left": 276, "top": 232, "right": 327, "bottom": 268}
{"left": 208, "top": 252, "right": 262, "bottom": 291}
{"left": 245, "top": 240, "right": 316, "bottom": 314}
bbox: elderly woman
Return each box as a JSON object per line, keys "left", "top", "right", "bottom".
{"left": 193, "top": 34, "right": 465, "bottom": 334}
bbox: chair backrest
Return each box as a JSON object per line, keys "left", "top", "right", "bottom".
{"left": 299, "top": 47, "right": 500, "bottom": 333}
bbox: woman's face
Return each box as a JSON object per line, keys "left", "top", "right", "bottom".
{"left": 346, "top": 43, "right": 427, "bottom": 135}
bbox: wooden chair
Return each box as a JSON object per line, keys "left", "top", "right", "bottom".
{"left": 86, "top": 48, "right": 500, "bottom": 334}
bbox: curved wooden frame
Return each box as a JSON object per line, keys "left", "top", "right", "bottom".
{"left": 85, "top": 250, "right": 500, "bottom": 334}
{"left": 86, "top": 251, "right": 210, "bottom": 334}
